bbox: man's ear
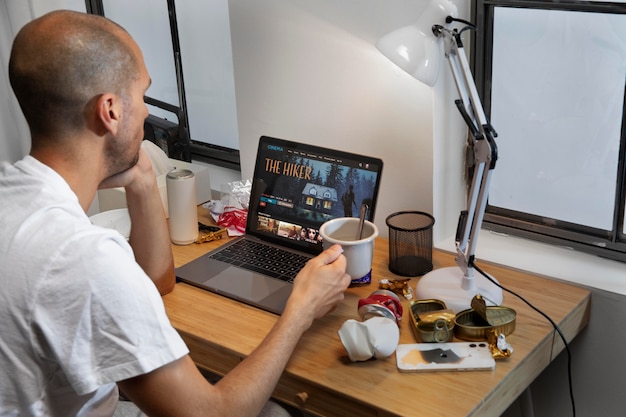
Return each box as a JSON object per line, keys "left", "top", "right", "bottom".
{"left": 94, "top": 93, "right": 122, "bottom": 136}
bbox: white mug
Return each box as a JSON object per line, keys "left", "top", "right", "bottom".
{"left": 319, "top": 217, "right": 378, "bottom": 284}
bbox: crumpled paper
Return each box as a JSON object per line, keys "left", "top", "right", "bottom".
{"left": 338, "top": 317, "right": 400, "bottom": 362}
{"left": 202, "top": 180, "right": 251, "bottom": 236}
{"left": 221, "top": 179, "right": 251, "bottom": 209}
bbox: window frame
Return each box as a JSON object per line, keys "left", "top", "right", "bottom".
{"left": 85, "top": 0, "right": 241, "bottom": 170}
{"left": 471, "top": 0, "right": 626, "bottom": 262}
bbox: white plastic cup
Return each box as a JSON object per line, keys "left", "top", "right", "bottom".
{"left": 319, "top": 217, "right": 378, "bottom": 285}
{"left": 166, "top": 169, "right": 198, "bottom": 245}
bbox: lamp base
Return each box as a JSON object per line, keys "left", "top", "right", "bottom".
{"left": 414, "top": 266, "right": 503, "bottom": 314}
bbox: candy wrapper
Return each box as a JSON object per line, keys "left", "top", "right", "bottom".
{"left": 202, "top": 179, "right": 251, "bottom": 236}
{"left": 378, "top": 278, "right": 414, "bottom": 300}
{"left": 488, "top": 330, "right": 514, "bottom": 359}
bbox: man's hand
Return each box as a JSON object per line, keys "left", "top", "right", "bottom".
{"left": 285, "top": 244, "right": 351, "bottom": 326}
{"left": 98, "top": 148, "right": 154, "bottom": 193}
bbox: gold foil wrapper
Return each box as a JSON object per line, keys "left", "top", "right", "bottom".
{"left": 378, "top": 278, "right": 413, "bottom": 300}
{"left": 488, "top": 330, "right": 514, "bottom": 359}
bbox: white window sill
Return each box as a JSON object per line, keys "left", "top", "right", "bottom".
{"left": 436, "top": 230, "right": 626, "bottom": 296}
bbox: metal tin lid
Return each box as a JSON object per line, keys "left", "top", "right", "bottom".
{"left": 167, "top": 168, "right": 194, "bottom": 180}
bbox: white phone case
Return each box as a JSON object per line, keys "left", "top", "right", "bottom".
{"left": 396, "top": 342, "right": 496, "bottom": 372}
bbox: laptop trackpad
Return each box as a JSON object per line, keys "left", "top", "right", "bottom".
{"left": 204, "top": 267, "right": 289, "bottom": 302}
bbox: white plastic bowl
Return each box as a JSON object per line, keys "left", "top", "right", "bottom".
{"left": 89, "top": 208, "right": 131, "bottom": 240}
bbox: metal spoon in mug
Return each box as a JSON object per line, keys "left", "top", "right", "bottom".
{"left": 357, "top": 204, "right": 369, "bottom": 240}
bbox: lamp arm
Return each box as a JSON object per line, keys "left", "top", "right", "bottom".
{"left": 437, "top": 25, "right": 498, "bottom": 285}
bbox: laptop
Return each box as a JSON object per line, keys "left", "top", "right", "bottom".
{"left": 175, "top": 136, "right": 384, "bottom": 314}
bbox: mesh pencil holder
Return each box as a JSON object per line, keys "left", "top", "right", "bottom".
{"left": 385, "top": 211, "right": 435, "bottom": 277}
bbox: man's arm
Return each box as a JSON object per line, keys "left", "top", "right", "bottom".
{"left": 99, "top": 148, "right": 175, "bottom": 295}
{"left": 118, "top": 245, "right": 350, "bottom": 417}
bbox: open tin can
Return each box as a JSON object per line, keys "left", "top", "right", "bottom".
{"left": 409, "top": 299, "right": 455, "bottom": 343}
{"left": 454, "top": 306, "right": 516, "bottom": 341}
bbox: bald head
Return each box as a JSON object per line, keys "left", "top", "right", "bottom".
{"left": 9, "top": 10, "right": 141, "bottom": 139}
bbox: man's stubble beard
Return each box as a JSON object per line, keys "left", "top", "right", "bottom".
{"left": 104, "top": 116, "right": 142, "bottom": 178}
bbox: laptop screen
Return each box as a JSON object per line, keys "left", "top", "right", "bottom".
{"left": 246, "top": 136, "right": 384, "bottom": 255}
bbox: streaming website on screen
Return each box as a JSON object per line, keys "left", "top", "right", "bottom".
{"left": 248, "top": 140, "right": 381, "bottom": 254}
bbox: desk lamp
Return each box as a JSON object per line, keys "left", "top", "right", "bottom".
{"left": 376, "top": 0, "right": 503, "bottom": 313}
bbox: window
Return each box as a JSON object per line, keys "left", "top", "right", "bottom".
{"left": 472, "top": 0, "right": 626, "bottom": 261}
{"left": 85, "top": 0, "right": 240, "bottom": 169}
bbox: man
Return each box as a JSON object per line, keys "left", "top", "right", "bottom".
{"left": 0, "top": 10, "right": 351, "bottom": 417}
{"left": 341, "top": 185, "right": 357, "bottom": 217}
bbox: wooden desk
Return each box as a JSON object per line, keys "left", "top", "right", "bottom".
{"left": 164, "top": 230, "right": 590, "bottom": 417}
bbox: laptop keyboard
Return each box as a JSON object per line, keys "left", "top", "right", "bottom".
{"left": 208, "top": 239, "right": 310, "bottom": 282}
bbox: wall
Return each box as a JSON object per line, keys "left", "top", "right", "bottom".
{"left": 228, "top": 0, "right": 464, "bottom": 242}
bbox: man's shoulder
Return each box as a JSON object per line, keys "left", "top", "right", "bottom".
{"left": 1, "top": 203, "right": 133, "bottom": 290}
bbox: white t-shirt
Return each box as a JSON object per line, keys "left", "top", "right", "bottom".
{"left": 0, "top": 156, "right": 189, "bottom": 416}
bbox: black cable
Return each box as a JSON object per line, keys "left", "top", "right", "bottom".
{"left": 457, "top": 25, "right": 475, "bottom": 37}
{"left": 445, "top": 16, "right": 477, "bottom": 37}
{"left": 471, "top": 261, "right": 576, "bottom": 417}
{"left": 446, "top": 15, "right": 476, "bottom": 29}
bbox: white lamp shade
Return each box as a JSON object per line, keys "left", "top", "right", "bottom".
{"left": 376, "top": 0, "right": 458, "bottom": 86}
{"left": 376, "top": 25, "right": 441, "bottom": 86}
